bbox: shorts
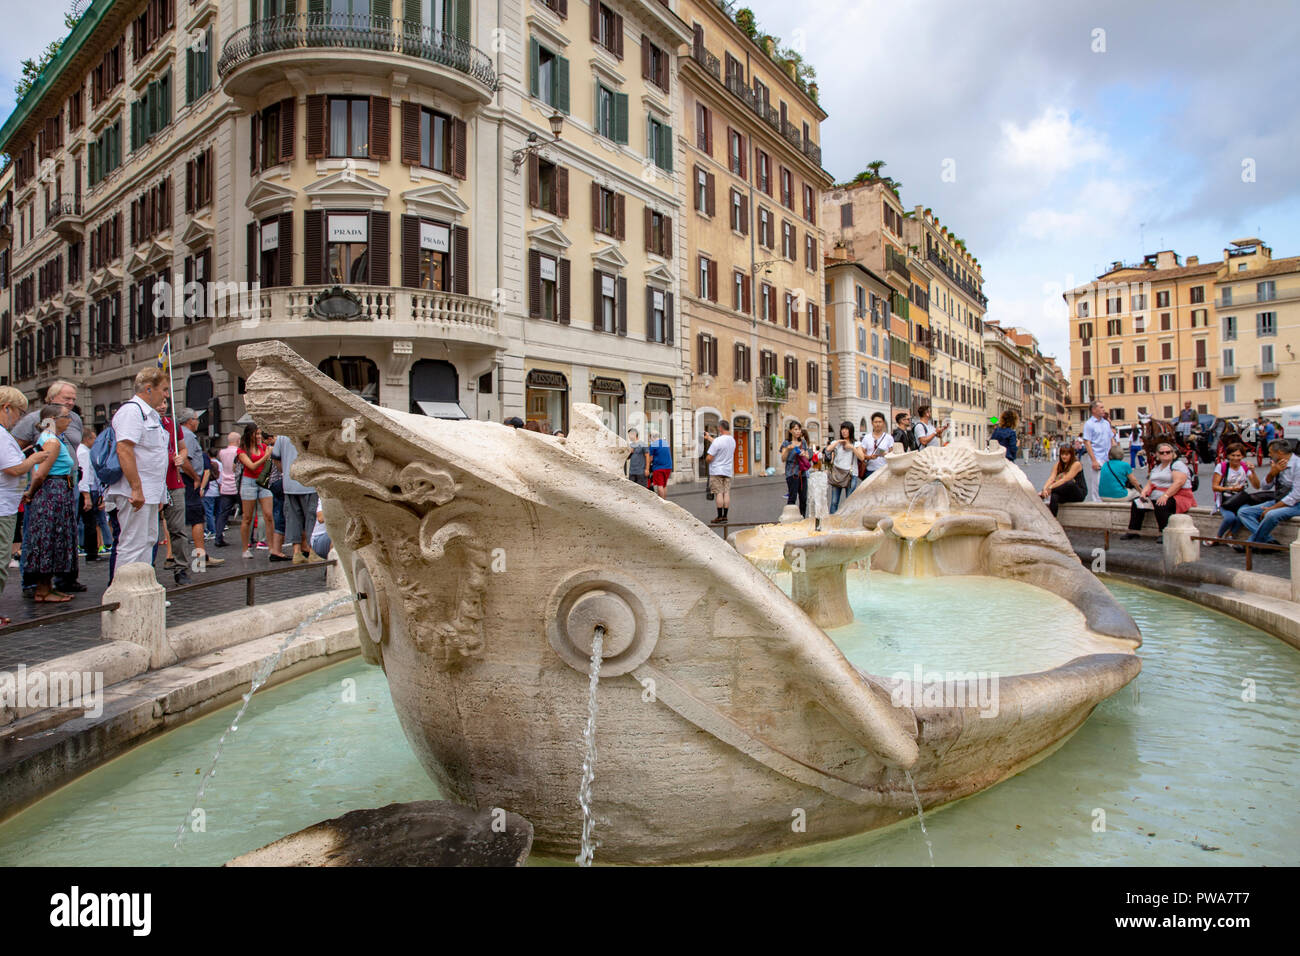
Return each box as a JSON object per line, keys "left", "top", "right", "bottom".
{"left": 240, "top": 476, "right": 273, "bottom": 501}
{"left": 708, "top": 475, "right": 732, "bottom": 495}
{"left": 183, "top": 484, "right": 206, "bottom": 526}
{"left": 651, "top": 468, "right": 671, "bottom": 488}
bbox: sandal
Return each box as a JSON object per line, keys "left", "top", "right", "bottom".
{"left": 35, "top": 591, "right": 72, "bottom": 603}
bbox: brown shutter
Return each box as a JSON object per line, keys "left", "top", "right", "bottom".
{"left": 276, "top": 212, "right": 293, "bottom": 287}
{"left": 303, "top": 210, "right": 323, "bottom": 285}
{"left": 558, "top": 257, "right": 570, "bottom": 324}
{"left": 705, "top": 173, "right": 715, "bottom": 217}
{"left": 613, "top": 13, "right": 623, "bottom": 58}
{"left": 696, "top": 333, "right": 705, "bottom": 374}
{"left": 659, "top": 51, "right": 669, "bottom": 91}
{"left": 185, "top": 159, "right": 194, "bottom": 213}
{"left": 369, "top": 211, "right": 390, "bottom": 285}
{"left": 641, "top": 35, "right": 650, "bottom": 80}
{"left": 663, "top": 215, "right": 672, "bottom": 259}
{"left": 592, "top": 269, "right": 602, "bottom": 330}
{"left": 206, "top": 146, "right": 214, "bottom": 207}
{"left": 280, "top": 98, "right": 295, "bottom": 161}
{"left": 614, "top": 193, "right": 625, "bottom": 240}
{"left": 556, "top": 166, "right": 569, "bottom": 218}
{"left": 452, "top": 226, "right": 468, "bottom": 294}
{"left": 743, "top": 277, "right": 751, "bottom": 313}
{"left": 451, "top": 118, "right": 467, "bottom": 179}
{"left": 246, "top": 221, "right": 257, "bottom": 283}
{"left": 708, "top": 260, "right": 718, "bottom": 303}
{"left": 250, "top": 114, "right": 260, "bottom": 174}
{"left": 528, "top": 250, "right": 542, "bottom": 318}
{"left": 369, "top": 97, "right": 390, "bottom": 160}
{"left": 401, "top": 101, "right": 421, "bottom": 165}
{"left": 591, "top": 181, "right": 601, "bottom": 232}
{"left": 617, "top": 276, "right": 627, "bottom": 336}
{"left": 665, "top": 292, "right": 673, "bottom": 345}
{"left": 710, "top": 338, "right": 718, "bottom": 376}
{"left": 401, "top": 214, "right": 420, "bottom": 288}
{"left": 741, "top": 196, "right": 749, "bottom": 235}
{"left": 557, "top": 0, "right": 567, "bottom": 15}
{"left": 705, "top": 116, "right": 712, "bottom": 156}
{"left": 528, "top": 152, "right": 540, "bottom": 208}
{"left": 643, "top": 206, "right": 652, "bottom": 252}
{"left": 306, "top": 94, "right": 326, "bottom": 159}
{"left": 589, "top": 0, "right": 599, "bottom": 40}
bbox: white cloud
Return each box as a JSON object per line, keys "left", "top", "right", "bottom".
{"left": 999, "top": 107, "right": 1108, "bottom": 177}
{"left": 1020, "top": 179, "right": 1142, "bottom": 240}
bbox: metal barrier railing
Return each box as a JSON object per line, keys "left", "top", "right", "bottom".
{"left": 167, "top": 559, "right": 336, "bottom": 608}
{"left": 0, "top": 602, "right": 121, "bottom": 637}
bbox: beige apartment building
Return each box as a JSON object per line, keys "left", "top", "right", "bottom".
{"left": 983, "top": 319, "right": 1025, "bottom": 425}
{"left": 679, "top": 0, "right": 830, "bottom": 476}
{"left": 1, "top": 0, "right": 704, "bottom": 477}
{"left": 823, "top": 254, "right": 892, "bottom": 432}
{"left": 1065, "top": 250, "right": 1220, "bottom": 428}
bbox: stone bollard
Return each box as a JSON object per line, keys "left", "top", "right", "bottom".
{"left": 1290, "top": 539, "right": 1300, "bottom": 603}
{"left": 1162, "top": 513, "right": 1199, "bottom": 573}
{"left": 101, "top": 563, "right": 172, "bottom": 669}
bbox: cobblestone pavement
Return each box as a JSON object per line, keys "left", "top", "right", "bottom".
{"left": 0, "top": 544, "right": 332, "bottom": 672}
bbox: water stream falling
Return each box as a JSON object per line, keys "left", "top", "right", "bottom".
{"left": 173, "top": 594, "right": 356, "bottom": 850}
{"left": 574, "top": 624, "right": 606, "bottom": 867}
{"left": 904, "top": 770, "right": 935, "bottom": 865}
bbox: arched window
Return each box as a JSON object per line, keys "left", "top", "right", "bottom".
{"left": 409, "top": 358, "right": 460, "bottom": 416}
{"left": 319, "top": 356, "right": 380, "bottom": 404}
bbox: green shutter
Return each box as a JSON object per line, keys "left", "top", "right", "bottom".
{"left": 251, "top": 0, "right": 258, "bottom": 25}
{"left": 284, "top": 0, "right": 296, "bottom": 13}
{"left": 162, "top": 69, "right": 172, "bottom": 128}
{"left": 614, "top": 92, "right": 628, "bottom": 145}
{"left": 529, "top": 38, "right": 539, "bottom": 97}
{"left": 186, "top": 47, "right": 194, "bottom": 105}
{"left": 556, "top": 55, "right": 569, "bottom": 113}
{"left": 661, "top": 123, "right": 672, "bottom": 173}
{"left": 373, "top": 0, "right": 391, "bottom": 18}
{"left": 308, "top": 0, "right": 324, "bottom": 12}
{"left": 204, "top": 27, "right": 213, "bottom": 96}
{"left": 88, "top": 142, "right": 97, "bottom": 186}
{"left": 403, "top": 0, "right": 420, "bottom": 23}
{"left": 454, "top": 0, "right": 470, "bottom": 40}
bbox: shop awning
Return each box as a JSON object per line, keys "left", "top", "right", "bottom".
{"left": 415, "top": 401, "right": 469, "bottom": 420}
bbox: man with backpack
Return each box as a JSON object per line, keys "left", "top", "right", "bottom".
{"left": 892, "top": 412, "right": 918, "bottom": 453}
{"left": 101, "top": 368, "right": 172, "bottom": 570}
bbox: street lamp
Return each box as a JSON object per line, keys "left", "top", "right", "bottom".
{"left": 511, "top": 112, "right": 565, "bottom": 174}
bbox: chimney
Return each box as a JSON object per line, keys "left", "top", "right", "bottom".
{"left": 1186, "top": 255, "right": 1198, "bottom": 266}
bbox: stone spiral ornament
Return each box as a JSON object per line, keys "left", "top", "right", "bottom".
{"left": 903, "top": 444, "right": 983, "bottom": 505}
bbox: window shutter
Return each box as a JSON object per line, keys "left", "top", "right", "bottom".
{"left": 592, "top": 269, "right": 602, "bottom": 330}
{"left": 645, "top": 285, "right": 654, "bottom": 339}
{"left": 454, "top": 0, "right": 470, "bottom": 39}
{"left": 206, "top": 146, "right": 214, "bottom": 207}
{"left": 401, "top": 101, "right": 421, "bottom": 165}
{"left": 705, "top": 173, "right": 715, "bottom": 217}
{"left": 558, "top": 257, "right": 570, "bottom": 324}
{"left": 697, "top": 334, "right": 705, "bottom": 374}
{"left": 529, "top": 250, "right": 542, "bottom": 318}
{"left": 250, "top": 113, "right": 260, "bottom": 174}
{"left": 305, "top": 94, "right": 325, "bottom": 159}
{"left": 614, "top": 193, "right": 625, "bottom": 240}
{"left": 528, "top": 152, "right": 540, "bottom": 208}
{"left": 744, "top": 278, "right": 752, "bottom": 314}
{"left": 369, "top": 211, "right": 390, "bottom": 286}
{"left": 641, "top": 35, "right": 650, "bottom": 80}
{"left": 246, "top": 221, "right": 257, "bottom": 283}
{"left": 530, "top": 38, "right": 540, "bottom": 97}
{"left": 557, "top": 0, "right": 567, "bottom": 15}
{"left": 185, "top": 46, "right": 194, "bottom": 104}
{"left": 708, "top": 260, "right": 718, "bottom": 303}
{"left": 663, "top": 215, "right": 672, "bottom": 259}
{"left": 658, "top": 50, "right": 669, "bottom": 91}
{"left": 277, "top": 212, "right": 293, "bottom": 288}
{"left": 556, "top": 166, "right": 569, "bottom": 217}
{"left": 589, "top": 2, "right": 599, "bottom": 42}
{"left": 661, "top": 123, "right": 673, "bottom": 173}
{"left": 369, "top": 97, "right": 390, "bottom": 160}
{"left": 401, "top": 215, "right": 420, "bottom": 287}
{"left": 453, "top": 226, "right": 468, "bottom": 294}
{"left": 303, "top": 210, "right": 323, "bottom": 285}
{"left": 280, "top": 98, "right": 295, "bottom": 161}
{"left": 741, "top": 196, "right": 749, "bottom": 235}
{"left": 710, "top": 339, "right": 718, "bottom": 377}
{"left": 591, "top": 181, "right": 601, "bottom": 231}
{"left": 666, "top": 292, "right": 674, "bottom": 344}
{"left": 185, "top": 159, "right": 194, "bottom": 213}
{"left": 617, "top": 277, "right": 627, "bottom": 336}
{"left": 614, "top": 92, "right": 628, "bottom": 145}
{"left": 643, "top": 206, "right": 652, "bottom": 252}
{"left": 555, "top": 56, "right": 570, "bottom": 113}
{"left": 451, "top": 118, "right": 467, "bottom": 179}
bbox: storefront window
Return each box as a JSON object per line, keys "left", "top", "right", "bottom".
{"left": 645, "top": 383, "right": 673, "bottom": 453}
{"left": 590, "top": 377, "right": 625, "bottom": 435}
{"left": 526, "top": 369, "right": 568, "bottom": 434}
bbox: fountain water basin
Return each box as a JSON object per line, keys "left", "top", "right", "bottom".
{"left": 236, "top": 342, "right": 1140, "bottom": 864}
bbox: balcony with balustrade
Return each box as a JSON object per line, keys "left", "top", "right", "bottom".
{"left": 217, "top": 13, "right": 498, "bottom": 102}
{"left": 47, "top": 194, "right": 84, "bottom": 240}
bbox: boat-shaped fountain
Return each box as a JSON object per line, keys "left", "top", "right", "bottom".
{"left": 238, "top": 342, "right": 1141, "bottom": 864}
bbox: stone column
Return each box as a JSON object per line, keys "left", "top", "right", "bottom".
{"left": 101, "top": 563, "right": 173, "bottom": 669}
{"left": 1162, "top": 513, "right": 1198, "bottom": 573}
{"left": 1290, "top": 539, "right": 1300, "bottom": 603}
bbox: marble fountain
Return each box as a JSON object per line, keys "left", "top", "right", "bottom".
{"left": 237, "top": 341, "right": 1142, "bottom": 864}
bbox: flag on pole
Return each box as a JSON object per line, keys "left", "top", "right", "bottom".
{"left": 157, "top": 338, "right": 170, "bottom": 372}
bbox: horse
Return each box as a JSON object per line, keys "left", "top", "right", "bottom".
{"left": 1141, "top": 414, "right": 1200, "bottom": 479}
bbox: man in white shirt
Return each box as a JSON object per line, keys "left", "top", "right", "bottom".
{"left": 1238, "top": 439, "right": 1300, "bottom": 544}
{"left": 1081, "top": 401, "right": 1114, "bottom": 503}
{"left": 106, "top": 367, "right": 172, "bottom": 571}
{"left": 705, "top": 420, "right": 737, "bottom": 525}
{"left": 913, "top": 405, "right": 947, "bottom": 451}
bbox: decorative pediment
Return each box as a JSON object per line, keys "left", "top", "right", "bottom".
{"left": 36, "top": 299, "right": 61, "bottom": 322}
{"left": 246, "top": 178, "right": 298, "bottom": 217}
{"left": 526, "top": 222, "right": 572, "bottom": 255}
{"left": 86, "top": 268, "right": 122, "bottom": 297}
{"left": 304, "top": 167, "right": 390, "bottom": 210}
{"left": 62, "top": 287, "right": 85, "bottom": 307}
{"left": 144, "top": 238, "right": 173, "bottom": 270}
{"left": 591, "top": 242, "right": 629, "bottom": 272}
{"left": 400, "top": 181, "right": 469, "bottom": 223}
{"left": 644, "top": 263, "right": 674, "bottom": 286}
{"left": 180, "top": 216, "right": 214, "bottom": 250}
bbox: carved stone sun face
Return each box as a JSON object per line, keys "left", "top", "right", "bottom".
{"left": 904, "top": 444, "right": 982, "bottom": 506}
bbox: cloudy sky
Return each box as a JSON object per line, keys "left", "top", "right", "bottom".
{"left": 3, "top": 0, "right": 1298, "bottom": 372}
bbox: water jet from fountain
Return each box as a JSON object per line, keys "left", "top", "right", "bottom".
{"left": 575, "top": 625, "right": 606, "bottom": 867}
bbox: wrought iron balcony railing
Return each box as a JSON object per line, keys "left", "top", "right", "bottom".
{"left": 757, "top": 374, "right": 788, "bottom": 403}
{"left": 217, "top": 13, "right": 498, "bottom": 92}
{"left": 47, "top": 194, "right": 82, "bottom": 225}
{"left": 691, "top": 41, "right": 720, "bottom": 79}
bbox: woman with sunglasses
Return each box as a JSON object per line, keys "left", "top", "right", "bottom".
{"left": 1038, "top": 442, "right": 1087, "bottom": 516}
{"left": 1122, "top": 441, "right": 1195, "bottom": 538}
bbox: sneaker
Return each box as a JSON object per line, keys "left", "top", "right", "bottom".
{"left": 307, "top": 552, "right": 325, "bottom": 563}
{"left": 256, "top": 542, "right": 269, "bottom": 550}
{"left": 243, "top": 548, "right": 254, "bottom": 558}
{"left": 204, "top": 554, "right": 225, "bottom": 567}
{"left": 204, "top": 532, "right": 215, "bottom": 540}
{"left": 174, "top": 568, "right": 192, "bottom": 586}
{"left": 8, "top": 558, "right": 18, "bottom": 570}
{"left": 292, "top": 551, "right": 307, "bottom": 565}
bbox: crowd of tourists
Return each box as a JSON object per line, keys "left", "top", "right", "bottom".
{"left": 0, "top": 372, "right": 329, "bottom": 623}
